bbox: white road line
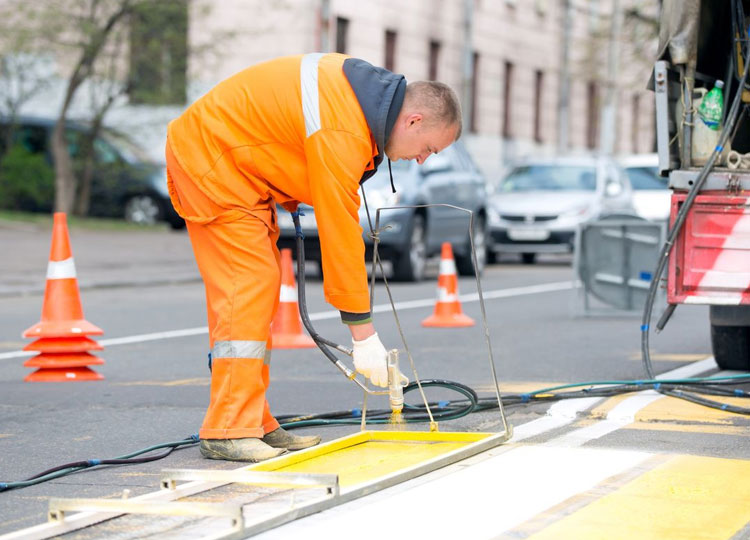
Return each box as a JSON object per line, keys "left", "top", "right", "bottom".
{"left": 547, "top": 357, "right": 718, "bottom": 447}
{"left": 255, "top": 445, "right": 653, "bottom": 540}
{"left": 0, "top": 280, "right": 575, "bottom": 361}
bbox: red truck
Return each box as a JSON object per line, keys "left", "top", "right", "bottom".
{"left": 653, "top": 0, "right": 750, "bottom": 371}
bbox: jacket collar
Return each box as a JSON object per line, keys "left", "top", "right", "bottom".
{"left": 342, "top": 58, "right": 406, "bottom": 179}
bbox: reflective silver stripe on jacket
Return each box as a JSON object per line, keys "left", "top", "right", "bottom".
{"left": 301, "top": 52, "right": 325, "bottom": 137}
{"left": 263, "top": 349, "right": 271, "bottom": 366}
{"left": 211, "top": 340, "right": 267, "bottom": 360}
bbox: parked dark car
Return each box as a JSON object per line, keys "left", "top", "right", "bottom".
{"left": 277, "top": 140, "right": 489, "bottom": 281}
{"left": 0, "top": 116, "right": 184, "bottom": 229}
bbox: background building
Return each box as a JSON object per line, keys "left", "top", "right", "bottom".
{"left": 6, "top": 0, "right": 659, "bottom": 182}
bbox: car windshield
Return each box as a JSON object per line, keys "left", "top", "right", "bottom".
{"left": 625, "top": 166, "right": 667, "bottom": 190}
{"left": 498, "top": 165, "right": 597, "bottom": 192}
{"left": 101, "top": 130, "right": 155, "bottom": 165}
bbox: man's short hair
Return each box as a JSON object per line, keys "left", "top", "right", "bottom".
{"left": 404, "top": 81, "right": 463, "bottom": 139}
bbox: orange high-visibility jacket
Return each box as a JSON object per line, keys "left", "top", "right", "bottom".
{"left": 167, "top": 54, "right": 405, "bottom": 322}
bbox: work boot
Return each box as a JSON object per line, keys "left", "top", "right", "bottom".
{"left": 199, "top": 437, "right": 287, "bottom": 462}
{"left": 262, "top": 427, "right": 321, "bottom": 451}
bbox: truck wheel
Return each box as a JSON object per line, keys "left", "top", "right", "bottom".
{"left": 710, "top": 324, "right": 750, "bottom": 371}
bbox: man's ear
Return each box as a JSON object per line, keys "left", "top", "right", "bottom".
{"left": 406, "top": 113, "right": 423, "bottom": 128}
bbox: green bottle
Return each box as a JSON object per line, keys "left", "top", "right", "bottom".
{"left": 697, "top": 80, "right": 724, "bottom": 131}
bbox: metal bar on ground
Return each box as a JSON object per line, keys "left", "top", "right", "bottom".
{"left": 48, "top": 498, "right": 243, "bottom": 531}
{"left": 160, "top": 469, "right": 339, "bottom": 495}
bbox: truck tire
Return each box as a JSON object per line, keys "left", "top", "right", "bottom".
{"left": 710, "top": 324, "right": 750, "bottom": 371}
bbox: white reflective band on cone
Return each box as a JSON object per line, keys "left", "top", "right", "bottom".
{"left": 437, "top": 287, "right": 458, "bottom": 302}
{"left": 46, "top": 257, "right": 76, "bottom": 279}
{"left": 301, "top": 52, "right": 325, "bottom": 137}
{"left": 439, "top": 259, "right": 457, "bottom": 275}
{"left": 279, "top": 284, "right": 297, "bottom": 303}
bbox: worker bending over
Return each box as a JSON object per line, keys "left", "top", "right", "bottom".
{"left": 166, "top": 53, "right": 462, "bottom": 462}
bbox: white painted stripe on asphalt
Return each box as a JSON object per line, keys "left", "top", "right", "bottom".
{"left": 510, "top": 397, "right": 603, "bottom": 442}
{"left": 254, "top": 445, "right": 652, "bottom": 540}
{"left": 0, "top": 281, "right": 575, "bottom": 360}
{"left": 46, "top": 257, "right": 76, "bottom": 279}
{"left": 547, "top": 357, "right": 717, "bottom": 448}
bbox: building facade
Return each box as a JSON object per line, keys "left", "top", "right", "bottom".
{"left": 11, "top": 0, "right": 659, "bottom": 180}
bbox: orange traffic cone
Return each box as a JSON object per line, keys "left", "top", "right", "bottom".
{"left": 422, "top": 242, "right": 475, "bottom": 328}
{"left": 22, "top": 213, "right": 104, "bottom": 381}
{"left": 270, "top": 249, "right": 316, "bottom": 349}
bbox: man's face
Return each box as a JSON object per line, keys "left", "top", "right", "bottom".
{"left": 385, "top": 113, "right": 457, "bottom": 164}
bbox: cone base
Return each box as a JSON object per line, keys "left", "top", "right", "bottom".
{"left": 422, "top": 313, "right": 476, "bottom": 328}
{"left": 270, "top": 333, "right": 317, "bottom": 349}
{"left": 23, "top": 319, "right": 103, "bottom": 338}
{"left": 24, "top": 366, "right": 104, "bottom": 382}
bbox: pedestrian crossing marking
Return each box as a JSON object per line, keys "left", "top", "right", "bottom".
{"left": 525, "top": 454, "right": 750, "bottom": 540}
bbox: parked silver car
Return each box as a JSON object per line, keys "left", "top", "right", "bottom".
{"left": 487, "top": 156, "right": 635, "bottom": 264}
{"left": 277, "top": 141, "right": 488, "bottom": 281}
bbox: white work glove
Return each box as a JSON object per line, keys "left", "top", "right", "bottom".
{"left": 351, "top": 332, "right": 389, "bottom": 387}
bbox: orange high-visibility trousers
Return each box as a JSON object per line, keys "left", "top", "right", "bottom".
{"left": 167, "top": 143, "right": 280, "bottom": 439}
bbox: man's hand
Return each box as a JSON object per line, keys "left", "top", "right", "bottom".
{"left": 351, "top": 332, "right": 388, "bottom": 387}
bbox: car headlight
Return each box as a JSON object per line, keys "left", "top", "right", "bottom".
{"left": 560, "top": 206, "right": 590, "bottom": 219}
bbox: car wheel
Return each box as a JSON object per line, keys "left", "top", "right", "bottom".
{"left": 456, "top": 215, "right": 486, "bottom": 276}
{"left": 711, "top": 324, "right": 750, "bottom": 371}
{"left": 124, "top": 194, "right": 163, "bottom": 225}
{"left": 392, "top": 213, "right": 427, "bottom": 282}
{"left": 521, "top": 252, "right": 537, "bottom": 264}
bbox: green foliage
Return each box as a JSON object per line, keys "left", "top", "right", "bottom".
{"left": 0, "top": 144, "right": 54, "bottom": 211}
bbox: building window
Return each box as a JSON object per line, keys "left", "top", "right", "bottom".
{"left": 502, "top": 60, "right": 514, "bottom": 138}
{"left": 384, "top": 30, "right": 397, "bottom": 72}
{"left": 428, "top": 40, "right": 441, "bottom": 80}
{"left": 631, "top": 93, "right": 640, "bottom": 153}
{"left": 586, "top": 81, "right": 599, "bottom": 149}
{"left": 129, "top": 0, "right": 188, "bottom": 105}
{"left": 471, "top": 52, "right": 480, "bottom": 133}
{"left": 335, "top": 17, "right": 349, "bottom": 54}
{"left": 534, "top": 70, "right": 544, "bottom": 143}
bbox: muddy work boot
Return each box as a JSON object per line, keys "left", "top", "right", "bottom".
{"left": 199, "top": 437, "right": 287, "bottom": 462}
{"left": 262, "top": 427, "right": 321, "bottom": 451}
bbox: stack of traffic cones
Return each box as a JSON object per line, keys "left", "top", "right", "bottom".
{"left": 270, "top": 248, "right": 316, "bottom": 349}
{"left": 422, "top": 242, "right": 475, "bottom": 328}
{"left": 22, "top": 213, "right": 104, "bottom": 382}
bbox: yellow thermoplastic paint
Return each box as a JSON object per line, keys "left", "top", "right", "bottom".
{"left": 526, "top": 454, "right": 750, "bottom": 540}
{"left": 247, "top": 431, "right": 493, "bottom": 488}
{"left": 635, "top": 395, "right": 750, "bottom": 424}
